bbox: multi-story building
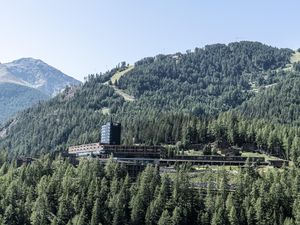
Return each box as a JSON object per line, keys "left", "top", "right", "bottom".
{"left": 100, "top": 121, "right": 121, "bottom": 145}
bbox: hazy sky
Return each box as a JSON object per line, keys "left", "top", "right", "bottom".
{"left": 0, "top": 0, "right": 299, "bottom": 81}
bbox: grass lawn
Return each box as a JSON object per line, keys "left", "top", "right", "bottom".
{"left": 184, "top": 150, "right": 203, "bottom": 156}
{"left": 240, "top": 151, "right": 281, "bottom": 160}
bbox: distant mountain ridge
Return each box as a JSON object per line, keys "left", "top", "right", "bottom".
{"left": 0, "top": 58, "right": 81, "bottom": 123}
{"left": 1, "top": 58, "right": 81, "bottom": 96}
{"left": 0, "top": 83, "right": 49, "bottom": 123}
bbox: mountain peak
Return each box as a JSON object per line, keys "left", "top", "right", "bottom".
{"left": 0, "top": 57, "right": 81, "bottom": 122}
{"left": 9, "top": 57, "right": 44, "bottom": 66}
{"left": 13, "top": 57, "right": 41, "bottom": 62}
{"left": 3, "top": 58, "right": 81, "bottom": 96}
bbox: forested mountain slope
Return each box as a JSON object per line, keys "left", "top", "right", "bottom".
{"left": 0, "top": 83, "right": 49, "bottom": 122}
{"left": 0, "top": 84, "right": 123, "bottom": 155}
{"left": 117, "top": 41, "right": 292, "bottom": 115}
{"left": 238, "top": 72, "right": 300, "bottom": 124}
{"left": 1, "top": 41, "right": 300, "bottom": 161}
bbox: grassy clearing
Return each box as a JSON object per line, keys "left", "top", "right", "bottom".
{"left": 111, "top": 65, "right": 134, "bottom": 84}
{"left": 104, "top": 65, "right": 135, "bottom": 102}
{"left": 163, "top": 164, "right": 286, "bottom": 186}
{"left": 194, "top": 165, "right": 240, "bottom": 171}
{"left": 291, "top": 51, "right": 300, "bottom": 63}
{"left": 111, "top": 85, "right": 135, "bottom": 102}
{"left": 184, "top": 150, "right": 203, "bottom": 156}
{"left": 283, "top": 52, "right": 300, "bottom": 71}
{"left": 240, "top": 151, "right": 281, "bottom": 160}
{"left": 101, "top": 107, "right": 110, "bottom": 115}
{"left": 163, "top": 166, "right": 240, "bottom": 184}
{"left": 257, "top": 166, "right": 281, "bottom": 173}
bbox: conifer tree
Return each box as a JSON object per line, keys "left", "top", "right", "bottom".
{"left": 158, "top": 210, "right": 172, "bottom": 225}
{"left": 57, "top": 193, "right": 74, "bottom": 225}
{"left": 131, "top": 166, "right": 158, "bottom": 225}
{"left": 246, "top": 206, "right": 256, "bottom": 225}
{"left": 171, "top": 206, "right": 183, "bottom": 225}
{"left": 291, "top": 136, "right": 300, "bottom": 165}
{"left": 283, "top": 217, "right": 295, "bottom": 225}
{"left": 228, "top": 205, "right": 238, "bottom": 225}
{"left": 293, "top": 194, "right": 300, "bottom": 225}
{"left": 76, "top": 205, "right": 88, "bottom": 225}
{"left": 31, "top": 176, "right": 51, "bottom": 225}
{"left": 30, "top": 194, "right": 50, "bottom": 225}
{"left": 50, "top": 217, "right": 58, "bottom": 225}
{"left": 90, "top": 198, "right": 101, "bottom": 225}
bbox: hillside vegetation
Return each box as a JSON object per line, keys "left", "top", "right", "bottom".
{"left": 1, "top": 41, "right": 300, "bottom": 164}
{"left": 0, "top": 155, "right": 300, "bottom": 225}
{"left": 110, "top": 64, "right": 134, "bottom": 84}
{"left": 0, "top": 83, "right": 49, "bottom": 123}
{"left": 117, "top": 41, "right": 292, "bottom": 115}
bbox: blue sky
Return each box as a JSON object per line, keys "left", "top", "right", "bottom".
{"left": 0, "top": 0, "right": 299, "bottom": 81}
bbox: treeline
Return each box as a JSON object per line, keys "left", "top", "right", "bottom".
{"left": 118, "top": 111, "right": 300, "bottom": 164}
{"left": 0, "top": 155, "right": 300, "bottom": 225}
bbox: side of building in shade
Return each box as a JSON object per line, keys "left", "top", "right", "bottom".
{"left": 101, "top": 121, "right": 121, "bottom": 145}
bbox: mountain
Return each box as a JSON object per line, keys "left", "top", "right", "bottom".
{"left": 0, "top": 41, "right": 300, "bottom": 160}
{"left": 3, "top": 58, "right": 81, "bottom": 96}
{"left": 0, "top": 83, "right": 49, "bottom": 122}
{"left": 0, "top": 58, "right": 81, "bottom": 123}
{"left": 237, "top": 73, "right": 300, "bottom": 124}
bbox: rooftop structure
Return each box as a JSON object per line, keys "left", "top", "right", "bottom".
{"left": 68, "top": 143, "right": 162, "bottom": 158}
{"left": 68, "top": 143, "right": 103, "bottom": 157}
{"left": 101, "top": 145, "right": 161, "bottom": 158}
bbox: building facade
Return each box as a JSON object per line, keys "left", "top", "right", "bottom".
{"left": 100, "top": 121, "right": 121, "bottom": 145}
